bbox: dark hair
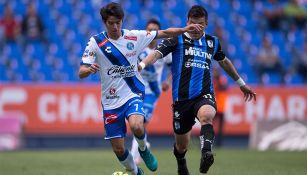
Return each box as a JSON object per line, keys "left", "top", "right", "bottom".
{"left": 100, "top": 2, "right": 124, "bottom": 22}
{"left": 146, "top": 18, "right": 161, "bottom": 29}
{"left": 187, "top": 5, "right": 208, "bottom": 20}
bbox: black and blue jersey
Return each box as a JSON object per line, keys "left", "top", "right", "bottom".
{"left": 156, "top": 33, "right": 225, "bottom": 102}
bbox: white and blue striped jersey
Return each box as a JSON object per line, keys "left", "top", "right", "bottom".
{"left": 138, "top": 47, "right": 172, "bottom": 96}
{"left": 81, "top": 29, "right": 158, "bottom": 110}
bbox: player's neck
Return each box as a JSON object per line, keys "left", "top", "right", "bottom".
{"left": 106, "top": 31, "right": 122, "bottom": 40}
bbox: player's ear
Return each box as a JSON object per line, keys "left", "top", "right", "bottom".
{"left": 205, "top": 20, "right": 208, "bottom": 28}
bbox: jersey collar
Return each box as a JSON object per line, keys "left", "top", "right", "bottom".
{"left": 103, "top": 30, "right": 125, "bottom": 40}
{"left": 184, "top": 32, "right": 205, "bottom": 41}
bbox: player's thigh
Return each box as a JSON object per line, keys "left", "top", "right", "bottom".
{"left": 175, "top": 131, "right": 192, "bottom": 150}
{"left": 128, "top": 114, "right": 144, "bottom": 133}
{"left": 110, "top": 137, "right": 125, "bottom": 156}
{"left": 103, "top": 110, "right": 127, "bottom": 140}
{"left": 126, "top": 98, "right": 146, "bottom": 132}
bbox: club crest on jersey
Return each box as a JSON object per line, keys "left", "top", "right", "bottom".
{"left": 126, "top": 42, "right": 134, "bottom": 50}
{"left": 207, "top": 40, "right": 213, "bottom": 48}
{"left": 106, "top": 87, "right": 120, "bottom": 99}
{"left": 109, "top": 88, "right": 116, "bottom": 95}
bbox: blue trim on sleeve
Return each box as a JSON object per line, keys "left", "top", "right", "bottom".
{"left": 213, "top": 36, "right": 218, "bottom": 55}
{"left": 80, "top": 62, "right": 92, "bottom": 66}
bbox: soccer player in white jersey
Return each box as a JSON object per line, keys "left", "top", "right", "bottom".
{"left": 130, "top": 19, "right": 172, "bottom": 164}
{"left": 78, "top": 2, "right": 203, "bottom": 175}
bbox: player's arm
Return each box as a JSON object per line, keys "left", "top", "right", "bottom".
{"left": 156, "top": 24, "right": 203, "bottom": 39}
{"left": 79, "top": 64, "right": 100, "bottom": 78}
{"left": 161, "top": 54, "right": 172, "bottom": 91}
{"left": 139, "top": 37, "right": 177, "bottom": 71}
{"left": 138, "top": 50, "right": 162, "bottom": 71}
{"left": 162, "top": 72, "right": 172, "bottom": 91}
{"left": 218, "top": 58, "right": 256, "bottom": 102}
{"left": 79, "top": 37, "right": 99, "bottom": 79}
{"left": 213, "top": 37, "right": 256, "bottom": 101}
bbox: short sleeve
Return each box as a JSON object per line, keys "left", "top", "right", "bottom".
{"left": 155, "top": 37, "right": 178, "bottom": 57}
{"left": 135, "top": 30, "right": 158, "bottom": 51}
{"left": 213, "top": 38, "right": 226, "bottom": 61}
{"left": 81, "top": 37, "right": 97, "bottom": 65}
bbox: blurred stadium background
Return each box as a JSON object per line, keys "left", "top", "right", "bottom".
{"left": 0, "top": 0, "right": 307, "bottom": 174}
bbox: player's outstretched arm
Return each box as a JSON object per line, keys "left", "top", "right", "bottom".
{"left": 79, "top": 63, "right": 100, "bottom": 79}
{"left": 162, "top": 73, "right": 172, "bottom": 91}
{"left": 138, "top": 50, "right": 163, "bottom": 71}
{"left": 218, "top": 57, "right": 256, "bottom": 102}
{"left": 156, "top": 24, "right": 203, "bottom": 39}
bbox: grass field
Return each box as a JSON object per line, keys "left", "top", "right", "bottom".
{"left": 1, "top": 147, "right": 307, "bottom": 175}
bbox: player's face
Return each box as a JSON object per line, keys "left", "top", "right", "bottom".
{"left": 146, "top": 23, "right": 159, "bottom": 32}
{"left": 187, "top": 17, "right": 207, "bottom": 40}
{"left": 146, "top": 23, "right": 159, "bottom": 46}
{"left": 105, "top": 16, "right": 123, "bottom": 39}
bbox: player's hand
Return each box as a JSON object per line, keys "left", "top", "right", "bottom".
{"left": 162, "top": 81, "right": 170, "bottom": 91}
{"left": 88, "top": 63, "right": 100, "bottom": 74}
{"left": 137, "top": 64, "right": 142, "bottom": 72}
{"left": 240, "top": 85, "right": 256, "bottom": 102}
{"left": 138, "top": 62, "right": 146, "bottom": 72}
{"left": 184, "top": 24, "right": 204, "bottom": 32}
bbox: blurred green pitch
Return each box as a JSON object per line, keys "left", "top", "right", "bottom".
{"left": 1, "top": 147, "right": 306, "bottom": 175}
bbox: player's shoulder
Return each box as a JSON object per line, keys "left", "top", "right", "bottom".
{"left": 89, "top": 32, "right": 105, "bottom": 42}
{"left": 121, "top": 29, "right": 144, "bottom": 41}
{"left": 161, "top": 35, "right": 178, "bottom": 43}
{"left": 124, "top": 29, "right": 144, "bottom": 36}
{"left": 204, "top": 33, "right": 219, "bottom": 41}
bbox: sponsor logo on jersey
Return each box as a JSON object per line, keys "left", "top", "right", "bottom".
{"left": 82, "top": 49, "right": 90, "bottom": 58}
{"left": 185, "top": 59, "right": 209, "bottom": 69}
{"left": 105, "top": 46, "right": 112, "bottom": 53}
{"left": 89, "top": 51, "right": 95, "bottom": 56}
{"left": 126, "top": 42, "right": 134, "bottom": 50}
{"left": 125, "top": 51, "right": 137, "bottom": 57}
{"left": 98, "top": 39, "right": 108, "bottom": 47}
{"left": 106, "top": 88, "right": 120, "bottom": 99}
{"left": 207, "top": 40, "right": 213, "bottom": 48}
{"left": 174, "top": 111, "right": 180, "bottom": 118}
{"left": 109, "top": 88, "right": 116, "bottom": 95}
{"left": 107, "top": 65, "right": 136, "bottom": 78}
{"left": 185, "top": 47, "right": 212, "bottom": 59}
{"left": 104, "top": 114, "right": 118, "bottom": 124}
{"left": 124, "top": 35, "right": 137, "bottom": 41}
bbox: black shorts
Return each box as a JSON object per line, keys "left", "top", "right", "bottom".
{"left": 172, "top": 93, "right": 217, "bottom": 135}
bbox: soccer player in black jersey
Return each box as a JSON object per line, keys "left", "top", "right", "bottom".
{"left": 138, "top": 5, "right": 256, "bottom": 175}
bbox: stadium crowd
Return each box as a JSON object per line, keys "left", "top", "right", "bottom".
{"left": 0, "top": 0, "right": 306, "bottom": 84}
